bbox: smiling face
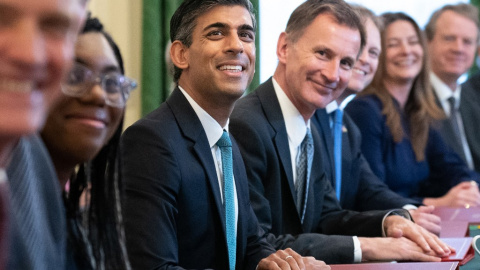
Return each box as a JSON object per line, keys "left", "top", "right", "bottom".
{"left": 428, "top": 10, "right": 478, "bottom": 87}
{"left": 348, "top": 18, "right": 381, "bottom": 93}
{"left": 41, "top": 32, "right": 124, "bottom": 169}
{"left": 0, "top": 0, "right": 85, "bottom": 145}
{"left": 276, "top": 13, "right": 361, "bottom": 119}
{"left": 384, "top": 20, "right": 423, "bottom": 84}
{"left": 172, "top": 5, "right": 255, "bottom": 111}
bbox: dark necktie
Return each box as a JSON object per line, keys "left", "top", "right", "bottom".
{"left": 448, "top": 96, "right": 473, "bottom": 169}
{"left": 295, "top": 128, "right": 314, "bottom": 224}
{"left": 216, "top": 131, "right": 236, "bottom": 270}
{"left": 332, "top": 109, "right": 343, "bottom": 200}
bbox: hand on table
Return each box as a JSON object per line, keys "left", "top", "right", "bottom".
{"left": 409, "top": 206, "right": 441, "bottom": 235}
{"left": 360, "top": 236, "right": 443, "bottom": 262}
{"left": 423, "top": 181, "right": 480, "bottom": 208}
{"left": 257, "top": 248, "right": 330, "bottom": 270}
{"left": 383, "top": 215, "right": 454, "bottom": 258}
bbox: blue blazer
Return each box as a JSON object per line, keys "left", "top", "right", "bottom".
{"left": 312, "top": 109, "right": 421, "bottom": 211}
{"left": 230, "top": 78, "right": 394, "bottom": 264}
{"left": 121, "top": 88, "right": 274, "bottom": 270}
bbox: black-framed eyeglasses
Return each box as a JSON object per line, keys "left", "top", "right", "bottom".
{"left": 62, "top": 62, "right": 137, "bottom": 108}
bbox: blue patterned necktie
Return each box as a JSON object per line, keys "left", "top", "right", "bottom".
{"left": 295, "top": 128, "right": 314, "bottom": 224}
{"left": 332, "top": 109, "right": 343, "bottom": 200}
{"left": 216, "top": 131, "right": 236, "bottom": 270}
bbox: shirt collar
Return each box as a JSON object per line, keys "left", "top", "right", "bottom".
{"left": 0, "top": 168, "right": 6, "bottom": 184}
{"left": 326, "top": 101, "right": 339, "bottom": 114}
{"left": 430, "top": 72, "right": 461, "bottom": 102}
{"left": 272, "top": 78, "right": 310, "bottom": 148}
{"left": 178, "top": 86, "right": 226, "bottom": 148}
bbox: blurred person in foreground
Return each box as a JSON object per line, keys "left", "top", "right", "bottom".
{"left": 1, "top": 0, "right": 87, "bottom": 269}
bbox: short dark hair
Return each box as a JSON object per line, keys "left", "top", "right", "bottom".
{"left": 285, "top": 0, "right": 365, "bottom": 56}
{"left": 425, "top": 3, "right": 480, "bottom": 43}
{"left": 170, "top": 0, "right": 256, "bottom": 82}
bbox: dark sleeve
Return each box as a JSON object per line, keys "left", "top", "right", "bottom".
{"left": 344, "top": 114, "right": 421, "bottom": 210}
{"left": 420, "top": 127, "right": 480, "bottom": 197}
{"left": 121, "top": 121, "right": 185, "bottom": 270}
{"left": 346, "top": 97, "right": 388, "bottom": 183}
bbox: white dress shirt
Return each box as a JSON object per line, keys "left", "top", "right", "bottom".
{"left": 179, "top": 86, "right": 238, "bottom": 234}
{"left": 272, "top": 78, "right": 362, "bottom": 262}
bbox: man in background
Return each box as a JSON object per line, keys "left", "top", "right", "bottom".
{"left": 426, "top": 4, "right": 480, "bottom": 172}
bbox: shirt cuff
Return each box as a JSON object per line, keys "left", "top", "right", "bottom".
{"left": 402, "top": 204, "right": 418, "bottom": 210}
{"left": 353, "top": 236, "right": 362, "bottom": 262}
{"left": 381, "top": 209, "right": 412, "bottom": 237}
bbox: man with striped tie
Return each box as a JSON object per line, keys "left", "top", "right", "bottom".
{"left": 230, "top": 0, "right": 452, "bottom": 265}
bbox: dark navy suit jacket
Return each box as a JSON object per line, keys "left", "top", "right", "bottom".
{"left": 230, "top": 78, "right": 396, "bottom": 264}
{"left": 312, "top": 109, "right": 420, "bottom": 211}
{"left": 433, "top": 74, "right": 480, "bottom": 172}
{"left": 121, "top": 88, "right": 274, "bottom": 270}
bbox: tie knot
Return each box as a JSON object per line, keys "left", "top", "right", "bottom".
{"left": 217, "top": 130, "right": 232, "bottom": 148}
{"left": 448, "top": 96, "right": 457, "bottom": 110}
{"left": 303, "top": 128, "right": 313, "bottom": 147}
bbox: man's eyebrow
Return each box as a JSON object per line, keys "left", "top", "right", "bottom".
{"left": 203, "top": 22, "right": 255, "bottom": 33}
{"left": 239, "top": 24, "right": 255, "bottom": 33}
{"left": 203, "top": 22, "right": 228, "bottom": 32}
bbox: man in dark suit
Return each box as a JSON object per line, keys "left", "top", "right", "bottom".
{"left": 459, "top": 71, "right": 480, "bottom": 169}
{"left": 426, "top": 4, "right": 480, "bottom": 173}
{"left": 120, "top": 0, "right": 328, "bottom": 269}
{"left": 230, "top": 0, "right": 451, "bottom": 265}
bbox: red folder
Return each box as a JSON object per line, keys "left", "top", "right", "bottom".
{"left": 440, "top": 237, "right": 475, "bottom": 266}
{"left": 433, "top": 206, "right": 480, "bottom": 222}
{"left": 440, "top": 220, "right": 469, "bottom": 238}
{"left": 330, "top": 262, "right": 458, "bottom": 270}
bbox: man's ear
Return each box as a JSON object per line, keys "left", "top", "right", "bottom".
{"left": 276, "top": 32, "right": 289, "bottom": 65}
{"left": 170, "top": 40, "right": 189, "bottom": 70}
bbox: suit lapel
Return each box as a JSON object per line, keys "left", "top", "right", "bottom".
{"left": 256, "top": 80, "right": 296, "bottom": 199}
{"left": 314, "top": 109, "right": 336, "bottom": 187}
{"left": 167, "top": 88, "right": 226, "bottom": 230}
{"left": 433, "top": 91, "right": 465, "bottom": 159}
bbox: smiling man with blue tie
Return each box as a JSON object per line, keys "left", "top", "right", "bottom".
{"left": 120, "top": 0, "right": 329, "bottom": 269}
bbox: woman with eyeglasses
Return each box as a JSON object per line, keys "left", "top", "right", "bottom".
{"left": 346, "top": 12, "right": 480, "bottom": 208}
{"left": 40, "top": 15, "right": 136, "bottom": 269}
